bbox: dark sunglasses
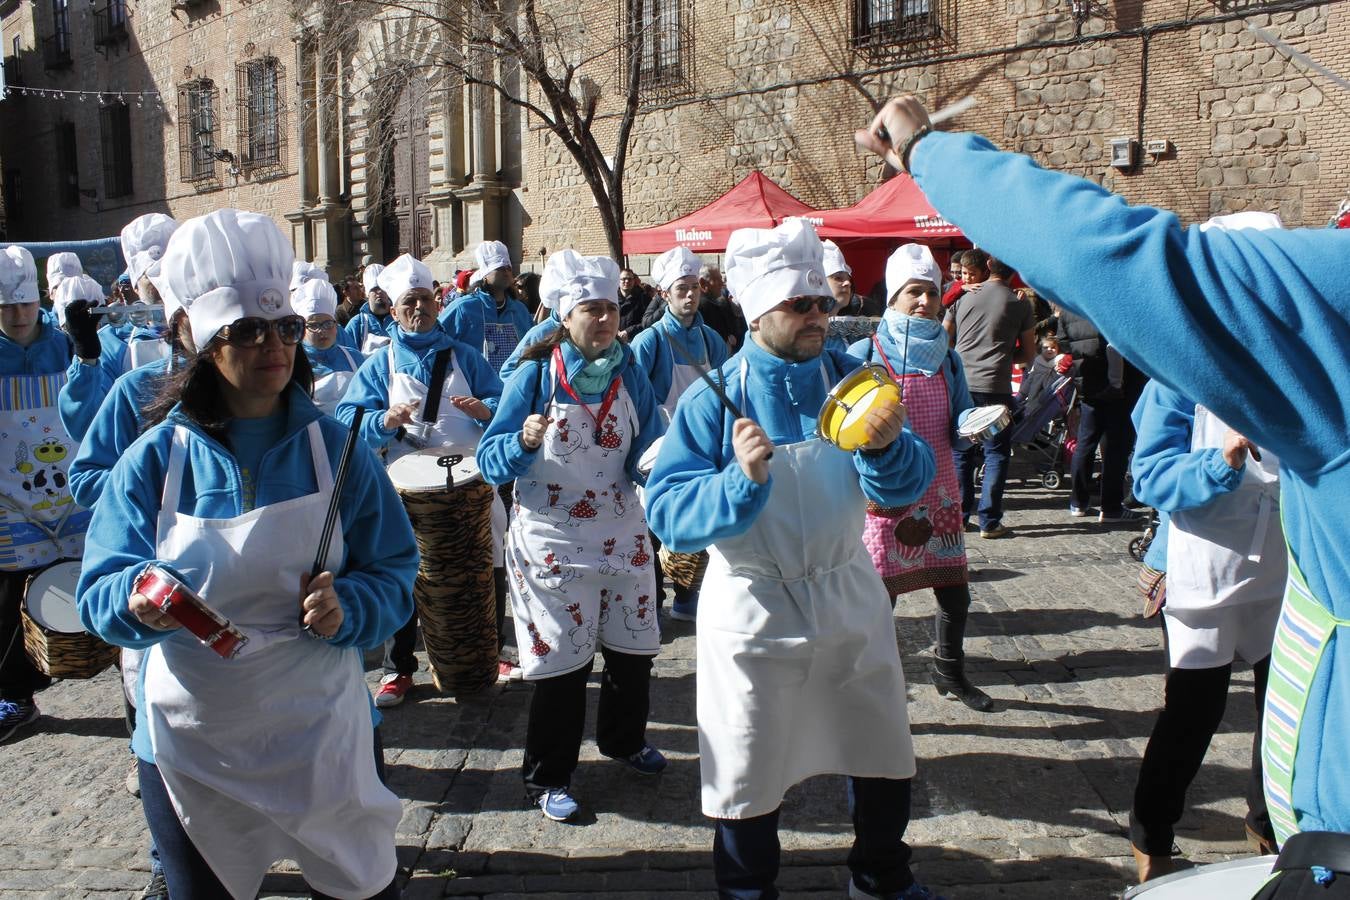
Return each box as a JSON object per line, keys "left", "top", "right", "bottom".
{"left": 305, "top": 319, "right": 338, "bottom": 333}
{"left": 783, "top": 296, "right": 837, "bottom": 315}
{"left": 219, "top": 315, "right": 306, "bottom": 347}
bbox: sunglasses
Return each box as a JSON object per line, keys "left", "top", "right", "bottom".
{"left": 219, "top": 315, "right": 306, "bottom": 347}
{"left": 782, "top": 296, "right": 837, "bottom": 315}
{"left": 305, "top": 319, "right": 338, "bottom": 333}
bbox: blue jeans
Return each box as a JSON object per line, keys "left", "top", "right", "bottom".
{"left": 954, "top": 391, "right": 1014, "bottom": 530}
{"left": 712, "top": 777, "right": 915, "bottom": 899}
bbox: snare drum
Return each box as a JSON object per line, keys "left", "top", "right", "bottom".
{"left": 387, "top": 447, "right": 482, "bottom": 493}
{"left": 21, "top": 560, "right": 119, "bottom": 679}
{"left": 133, "top": 565, "right": 248, "bottom": 660}
{"left": 818, "top": 365, "right": 902, "bottom": 452}
{"left": 1121, "top": 855, "right": 1275, "bottom": 899}
{"left": 957, "top": 404, "right": 1012, "bottom": 443}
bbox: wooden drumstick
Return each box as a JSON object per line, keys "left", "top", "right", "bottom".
{"left": 303, "top": 406, "right": 365, "bottom": 633}
{"left": 669, "top": 341, "right": 773, "bottom": 460}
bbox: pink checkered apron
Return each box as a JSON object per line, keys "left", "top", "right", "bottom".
{"left": 860, "top": 339, "right": 968, "bottom": 597}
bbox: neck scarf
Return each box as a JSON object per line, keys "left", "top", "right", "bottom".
{"left": 570, "top": 340, "right": 624, "bottom": 394}
{"left": 879, "top": 310, "right": 949, "bottom": 376}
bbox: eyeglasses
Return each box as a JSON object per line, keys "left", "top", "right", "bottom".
{"left": 305, "top": 319, "right": 338, "bottom": 333}
{"left": 219, "top": 315, "right": 306, "bottom": 347}
{"left": 782, "top": 296, "right": 837, "bottom": 315}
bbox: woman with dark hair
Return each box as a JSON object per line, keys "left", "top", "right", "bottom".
{"left": 78, "top": 209, "right": 418, "bottom": 900}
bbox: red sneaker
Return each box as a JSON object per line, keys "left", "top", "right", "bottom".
{"left": 375, "top": 673, "right": 413, "bottom": 708}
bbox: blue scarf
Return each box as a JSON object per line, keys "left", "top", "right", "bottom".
{"left": 878, "top": 311, "right": 949, "bottom": 377}
{"left": 570, "top": 341, "right": 624, "bottom": 394}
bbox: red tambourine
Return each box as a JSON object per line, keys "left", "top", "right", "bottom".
{"left": 134, "top": 565, "right": 248, "bottom": 659}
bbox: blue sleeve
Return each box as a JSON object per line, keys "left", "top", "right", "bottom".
{"left": 630, "top": 330, "right": 670, "bottom": 407}
{"left": 945, "top": 351, "right": 977, "bottom": 437}
{"left": 510, "top": 301, "right": 533, "bottom": 337}
{"left": 335, "top": 352, "right": 399, "bottom": 451}
{"left": 344, "top": 314, "right": 368, "bottom": 348}
{"left": 853, "top": 430, "right": 936, "bottom": 507}
{"left": 59, "top": 360, "right": 113, "bottom": 444}
{"left": 1129, "top": 380, "right": 1243, "bottom": 513}
{"left": 478, "top": 360, "right": 547, "bottom": 485}
{"left": 847, "top": 337, "right": 875, "bottom": 360}
{"left": 645, "top": 382, "right": 772, "bottom": 553}
{"left": 456, "top": 343, "right": 505, "bottom": 419}
{"left": 621, "top": 361, "right": 666, "bottom": 486}
{"left": 501, "top": 319, "right": 561, "bottom": 382}
{"left": 68, "top": 376, "right": 147, "bottom": 508}
{"left": 438, "top": 299, "right": 474, "bottom": 344}
{"left": 911, "top": 130, "right": 1350, "bottom": 474}
{"left": 706, "top": 327, "right": 730, "bottom": 368}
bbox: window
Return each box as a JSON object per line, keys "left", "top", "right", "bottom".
{"left": 852, "top": 0, "right": 954, "bottom": 56}
{"left": 56, "top": 121, "right": 78, "bottom": 206}
{"left": 236, "top": 56, "right": 287, "bottom": 172}
{"left": 100, "top": 101, "right": 133, "bottom": 198}
{"left": 177, "top": 79, "right": 219, "bottom": 182}
{"left": 95, "top": 0, "right": 129, "bottom": 48}
{"left": 4, "top": 36, "right": 22, "bottom": 90}
{"left": 623, "top": 0, "right": 692, "bottom": 100}
{"left": 44, "top": 0, "right": 72, "bottom": 70}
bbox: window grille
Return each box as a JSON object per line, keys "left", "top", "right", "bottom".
{"left": 44, "top": 0, "right": 72, "bottom": 70}
{"left": 622, "top": 0, "right": 693, "bottom": 102}
{"left": 95, "top": 0, "right": 129, "bottom": 48}
{"left": 177, "top": 79, "right": 219, "bottom": 182}
{"left": 236, "top": 56, "right": 287, "bottom": 173}
{"left": 100, "top": 100, "right": 133, "bottom": 198}
{"left": 852, "top": 0, "right": 954, "bottom": 57}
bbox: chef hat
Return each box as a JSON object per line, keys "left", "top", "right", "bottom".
{"left": 1199, "top": 211, "right": 1284, "bottom": 232}
{"left": 121, "top": 213, "right": 179, "bottom": 285}
{"left": 884, "top": 243, "right": 942, "bottom": 303}
{"left": 376, "top": 254, "right": 434, "bottom": 303}
{"left": 651, "top": 246, "right": 702, "bottom": 292}
{"left": 291, "top": 277, "right": 339, "bottom": 320}
{"left": 474, "top": 240, "right": 512, "bottom": 276}
{"left": 821, "top": 240, "right": 851, "bottom": 278}
{"left": 0, "top": 246, "right": 39, "bottom": 305}
{"left": 46, "top": 252, "right": 84, "bottom": 293}
{"left": 540, "top": 250, "right": 620, "bottom": 318}
{"left": 290, "top": 259, "right": 329, "bottom": 292}
{"left": 53, "top": 273, "right": 105, "bottom": 327}
{"left": 158, "top": 208, "right": 296, "bottom": 349}
{"left": 362, "top": 264, "right": 386, "bottom": 295}
{"left": 724, "top": 218, "right": 829, "bottom": 323}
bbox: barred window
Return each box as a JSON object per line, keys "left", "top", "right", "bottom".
{"left": 99, "top": 101, "right": 133, "bottom": 198}
{"left": 177, "top": 79, "right": 218, "bottom": 182}
{"left": 623, "top": 0, "right": 692, "bottom": 100}
{"left": 236, "top": 56, "right": 287, "bottom": 172}
{"left": 853, "top": 0, "right": 953, "bottom": 55}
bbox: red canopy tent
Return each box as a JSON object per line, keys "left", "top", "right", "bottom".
{"left": 621, "top": 172, "right": 817, "bottom": 255}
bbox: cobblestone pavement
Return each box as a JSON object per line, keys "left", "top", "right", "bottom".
{"left": 2, "top": 461, "right": 1271, "bottom": 899}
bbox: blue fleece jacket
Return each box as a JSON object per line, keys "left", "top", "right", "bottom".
{"left": 499, "top": 315, "right": 562, "bottom": 383}
{"left": 437, "top": 288, "right": 534, "bottom": 369}
{"left": 0, "top": 318, "right": 73, "bottom": 376}
{"left": 478, "top": 339, "right": 664, "bottom": 489}
{"left": 630, "top": 310, "right": 729, "bottom": 407}
{"left": 335, "top": 327, "right": 503, "bottom": 453}
{"left": 849, "top": 326, "right": 977, "bottom": 446}
{"left": 304, "top": 341, "right": 363, "bottom": 378}
{"left": 59, "top": 327, "right": 167, "bottom": 442}
{"left": 645, "top": 339, "right": 936, "bottom": 553}
{"left": 911, "top": 128, "right": 1350, "bottom": 834}
{"left": 77, "top": 384, "right": 418, "bottom": 760}
{"left": 344, "top": 303, "right": 394, "bottom": 350}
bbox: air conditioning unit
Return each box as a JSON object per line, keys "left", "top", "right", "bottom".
{"left": 1109, "top": 137, "right": 1137, "bottom": 169}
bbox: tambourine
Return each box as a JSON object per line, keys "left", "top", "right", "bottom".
{"left": 133, "top": 565, "right": 247, "bottom": 659}
{"left": 817, "top": 364, "right": 902, "bottom": 451}
{"left": 956, "top": 405, "right": 1012, "bottom": 443}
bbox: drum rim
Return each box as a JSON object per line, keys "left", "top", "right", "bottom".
{"left": 23, "top": 559, "right": 84, "bottom": 634}
{"left": 1120, "top": 854, "right": 1277, "bottom": 898}
{"left": 387, "top": 446, "right": 481, "bottom": 489}
{"left": 821, "top": 365, "right": 898, "bottom": 448}
{"left": 958, "top": 404, "right": 1010, "bottom": 436}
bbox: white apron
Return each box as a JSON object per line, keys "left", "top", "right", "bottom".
{"left": 659, "top": 330, "right": 708, "bottom": 424}
{"left": 311, "top": 345, "right": 362, "bottom": 417}
{"left": 143, "top": 422, "right": 401, "bottom": 900}
{"left": 506, "top": 358, "right": 660, "bottom": 679}
{"left": 696, "top": 362, "right": 916, "bottom": 819}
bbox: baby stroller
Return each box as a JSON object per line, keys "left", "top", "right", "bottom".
{"left": 1009, "top": 371, "right": 1078, "bottom": 490}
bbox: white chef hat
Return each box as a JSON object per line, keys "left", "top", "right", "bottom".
{"left": 46, "top": 252, "right": 84, "bottom": 293}
{"left": 376, "top": 254, "right": 434, "bottom": 303}
{"left": 474, "top": 240, "right": 512, "bottom": 276}
{"left": 884, "top": 243, "right": 942, "bottom": 303}
{"left": 468, "top": 269, "right": 484, "bottom": 288}
{"left": 362, "top": 264, "right": 386, "bottom": 295}
{"left": 1199, "top": 211, "right": 1284, "bottom": 232}
{"left": 121, "top": 213, "right": 179, "bottom": 285}
{"left": 291, "top": 277, "right": 339, "bottom": 320}
{"left": 821, "top": 240, "right": 851, "bottom": 278}
{"left": 540, "top": 250, "right": 620, "bottom": 318}
{"left": 158, "top": 208, "right": 296, "bottom": 349}
{"left": 290, "top": 259, "right": 329, "bottom": 292}
{"left": 53, "top": 273, "right": 105, "bottom": 327}
{"left": 724, "top": 218, "right": 829, "bottom": 323}
{"left": 651, "top": 246, "right": 702, "bottom": 292}
{"left": 0, "top": 246, "right": 39, "bottom": 305}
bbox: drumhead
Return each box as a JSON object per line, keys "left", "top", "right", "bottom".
{"left": 388, "top": 447, "right": 481, "bottom": 492}
{"left": 1122, "top": 855, "right": 1276, "bottom": 899}
{"left": 24, "top": 561, "right": 84, "bottom": 634}
{"left": 957, "top": 404, "right": 1009, "bottom": 437}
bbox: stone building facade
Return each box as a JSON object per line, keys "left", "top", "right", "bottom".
{"left": 0, "top": 0, "right": 520, "bottom": 277}
{"left": 523, "top": 0, "right": 1350, "bottom": 268}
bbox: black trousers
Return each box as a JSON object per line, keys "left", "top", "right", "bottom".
{"left": 1129, "top": 656, "right": 1273, "bottom": 855}
{"left": 0, "top": 568, "right": 49, "bottom": 702}
{"left": 1070, "top": 397, "right": 1135, "bottom": 515}
{"left": 522, "top": 646, "right": 653, "bottom": 797}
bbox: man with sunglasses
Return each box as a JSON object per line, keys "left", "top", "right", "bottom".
{"left": 645, "top": 219, "right": 943, "bottom": 900}
{"left": 339, "top": 254, "right": 510, "bottom": 705}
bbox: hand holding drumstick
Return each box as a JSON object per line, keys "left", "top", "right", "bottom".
{"left": 520, "top": 413, "right": 553, "bottom": 450}
{"left": 300, "top": 571, "right": 343, "bottom": 639}
{"left": 733, "top": 418, "right": 775, "bottom": 484}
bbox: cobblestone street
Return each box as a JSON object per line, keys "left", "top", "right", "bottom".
{"left": 2, "top": 461, "right": 1270, "bottom": 899}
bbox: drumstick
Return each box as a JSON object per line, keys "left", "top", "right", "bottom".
{"left": 303, "top": 406, "right": 365, "bottom": 632}
{"left": 669, "top": 341, "right": 772, "bottom": 460}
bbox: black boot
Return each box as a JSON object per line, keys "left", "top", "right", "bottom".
{"left": 931, "top": 654, "right": 994, "bottom": 712}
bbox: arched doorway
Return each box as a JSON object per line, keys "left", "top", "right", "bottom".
{"left": 380, "top": 77, "right": 432, "bottom": 261}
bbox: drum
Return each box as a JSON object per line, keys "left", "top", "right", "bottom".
{"left": 817, "top": 364, "right": 902, "bottom": 451}
{"left": 957, "top": 404, "right": 1012, "bottom": 443}
{"left": 658, "top": 545, "right": 709, "bottom": 595}
{"left": 1122, "top": 855, "right": 1276, "bottom": 899}
{"left": 21, "top": 560, "right": 119, "bottom": 679}
{"left": 133, "top": 564, "right": 248, "bottom": 659}
{"left": 387, "top": 447, "right": 482, "bottom": 493}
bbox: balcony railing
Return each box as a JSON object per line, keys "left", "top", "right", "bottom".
{"left": 43, "top": 32, "right": 72, "bottom": 70}
{"left": 94, "top": 2, "right": 128, "bottom": 47}
{"left": 2, "top": 55, "right": 22, "bottom": 89}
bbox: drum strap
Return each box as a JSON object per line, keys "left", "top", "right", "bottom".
{"left": 421, "top": 349, "right": 453, "bottom": 423}
{"left": 1273, "top": 831, "right": 1350, "bottom": 875}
